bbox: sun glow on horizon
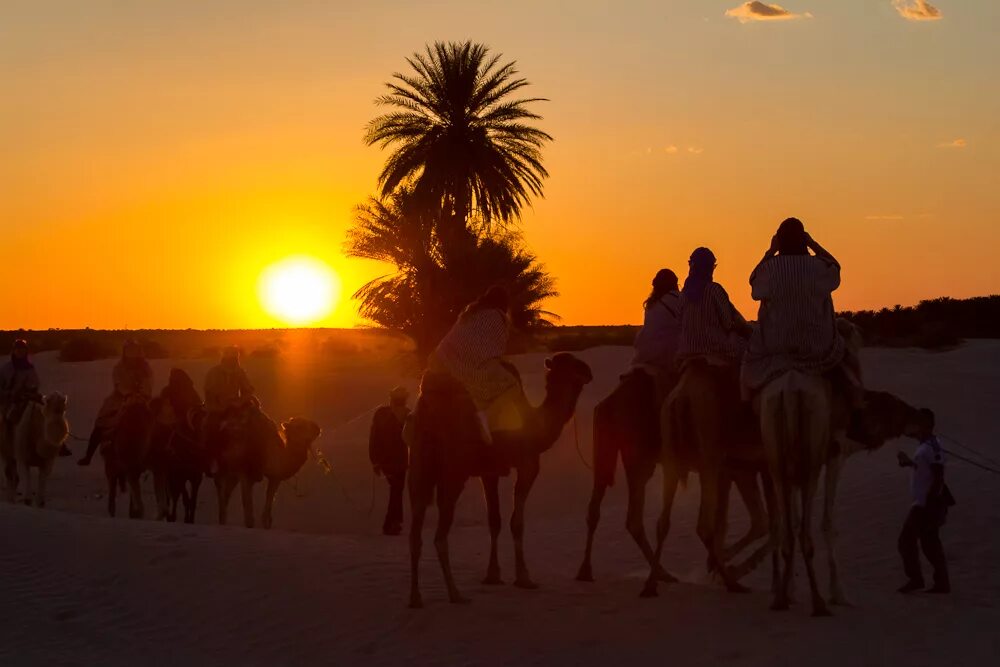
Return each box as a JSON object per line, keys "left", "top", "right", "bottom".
{"left": 259, "top": 256, "right": 341, "bottom": 326}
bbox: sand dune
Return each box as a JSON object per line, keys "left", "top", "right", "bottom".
{"left": 2, "top": 344, "right": 999, "bottom": 666}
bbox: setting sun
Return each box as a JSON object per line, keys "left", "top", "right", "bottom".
{"left": 258, "top": 256, "right": 341, "bottom": 326}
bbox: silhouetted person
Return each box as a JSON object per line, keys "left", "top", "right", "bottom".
{"left": 79, "top": 339, "right": 153, "bottom": 465}
{"left": 676, "top": 248, "right": 751, "bottom": 372}
{"left": 369, "top": 386, "right": 411, "bottom": 535}
{"left": 741, "top": 218, "right": 858, "bottom": 400}
{"left": 429, "top": 286, "right": 529, "bottom": 439}
{"left": 160, "top": 367, "right": 204, "bottom": 440}
{"left": 631, "top": 268, "right": 683, "bottom": 387}
{"left": 897, "top": 409, "right": 952, "bottom": 594}
{"left": 202, "top": 346, "right": 256, "bottom": 473}
{"left": 0, "top": 339, "right": 41, "bottom": 445}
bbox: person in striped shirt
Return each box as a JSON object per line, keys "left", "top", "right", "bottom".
{"left": 741, "top": 218, "right": 848, "bottom": 397}
{"left": 676, "top": 247, "right": 752, "bottom": 370}
{"left": 429, "top": 286, "right": 526, "bottom": 439}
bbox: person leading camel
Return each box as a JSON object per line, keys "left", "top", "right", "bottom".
{"left": 897, "top": 408, "right": 952, "bottom": 594}
{"left": 202, "top": 346, "right": 256, "bottom": 474}
{"left": 79, "top": 339, "right": 153, "bottom": 466}
{"left": 369, "top": 386, "right": 411, "bottom": 535}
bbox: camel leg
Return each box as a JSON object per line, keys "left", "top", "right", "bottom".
{"left": 640, "top": 459, "right": 679, "bottom": 598}
{"left": 37, "top": 461, "right": 53, "bottom": 508}
{"left": 700, "top": 465, "right": 749, "bottom": 593}
{"left": 217, "top": 475, "right": 236, "bottom": 525}
{"left": 773, "top": 482, "right": 798, "bottom": 611}
{"left": 627, "top": 464, "right": 677, "bottom": 583}
{"left": 153, "top": 470, "right": 169, "bottom": 521}
{"left": 262, "top": 478, "right": 278, "bottom": 530}
{"left": 107, "top": 473, "right": 117, "bottom": 517}
{"left": 729, "top": 471, "right": 775, "bottom": 581}
{"left": 482, "top": 476, "right": 503, "bottom": 584}
{"left": 511, "top": 462, "right": 540, "bottom": 589}
{"left": 186, "top": 476, "right": 201, "bottom": 524}
{"left": 18, "top": 460, "right": 31, "bottom": 506}
{"left": 435, "top": 486, "right": 469, "bottom": 604}
{"left": 822, "top": 456, "right": 849, "bottom": 606}
{"left": 127, "top": 473, "right": 144, "bottom": 519}
{"left": 801, "top": 467, "right": 831, "bottom": 616}
{"left": 575, "top": 482, "right": 606, "bottom": 582}
{"left": 725, "top": 471, "right": 769, "bottom": 561}
{"left": 240, "top": 476, "right": 255, "bottom": 529}
{"left": 408, "top": 485, "right": 430, "bottom": 609}
{"left": 3, "top": 459, "right": 17, "bottom": 503}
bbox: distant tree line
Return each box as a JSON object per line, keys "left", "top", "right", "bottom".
{"left": 839, "top": 295, "right": 1000, "bottom": 349}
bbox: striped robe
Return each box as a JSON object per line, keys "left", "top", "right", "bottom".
{"left": 741, "top": 254, "right": 844, "bottom": 392}
{"left": 676, "top": 282, "right": 748, "bottom": 365}
{"left": 429, "top": 308, "right": 519, "bottom": 409}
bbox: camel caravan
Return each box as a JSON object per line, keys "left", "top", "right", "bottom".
{"left": 0, "top": 218, "right": 945, "bottom": 615}
{"left": 1, "top": 340, "right": 321, "bottom": 530}
{"left": 401, "top": 218, "right": 935, "bottom": 614}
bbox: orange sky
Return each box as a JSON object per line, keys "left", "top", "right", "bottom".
{"left": 3, "top": 1, "right": 998, "bottom": 329}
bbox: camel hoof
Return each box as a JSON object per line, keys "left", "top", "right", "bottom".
{"left": 22, "top": 498, "right": 32, "bottom": 507}
{"left": 481, "top": 575, "right": 504, "bottom": 586}
{"left": 575, "top": 568, "right": 595, "bottom": 583}
{"left": 639, "top": 584, "right": 658, "bottom": 599}
{"left": 262, "top": 516, "right": 273, "bottom": 530}
{"left": 513, "top": 578, "right": 539, "bottom": 590}
{"left": 37, "top": 500, "right": 45, "bottom": 509}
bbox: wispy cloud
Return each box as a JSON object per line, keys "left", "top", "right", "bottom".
{"left": 938, "top": 138, "right": 967, "bottom": 149}
{"left": 866, "top": 214, "right": 905, "bottom": 221}
{"left": 664, "top": 145, "right": 679, "bottom": 154}
{"left": 687, "top": 146, "right": 704, "bottom": 155}
{"left": 725, "top": 2, "right": 812, "bottom": 23}
{"left": 893, "top": 1, "right": 943, "bottom": 21}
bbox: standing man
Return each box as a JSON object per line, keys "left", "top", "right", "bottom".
{"left": 897, "top": 408, "right": 952, "bottom": 594}
{"left": 369, "top": 386, "right": 410, "bottom": 536}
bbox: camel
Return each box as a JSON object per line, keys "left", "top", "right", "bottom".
{"left": 576, "top": 370, "right": 770, "bottom": 585}
{"left": 149, "top": 399, "right": 208, "bottom": 523}
{"left": 213, "top": 405, "right": 321, "bottom": 529}
{"left": 408, "top": 353, "right": 593, "bottom": 608}
{"left": 101, "top": 395, "right": 154, "bottom": 519}
{"left": 639, "top": 362, "right": 774, "bottom": 598}
{"left": 759, "top": 370, "right": 834, "bottom": 615}
{"left": 1, "top": 393, "right": 70, "bottom": 507}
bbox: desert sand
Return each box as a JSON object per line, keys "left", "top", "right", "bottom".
{"left": 2, "top": 343, "right": 999, "bottom": 666}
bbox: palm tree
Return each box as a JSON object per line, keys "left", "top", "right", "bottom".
{"left": 345, "top": 190, "right": 558, "bottom": 356}
{"left": 364, "top": 41, "right": 552, "bottom": 231}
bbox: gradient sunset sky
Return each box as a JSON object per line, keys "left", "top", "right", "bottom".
{"left": 3, "top": 1, "right": 998, "bottom": 329}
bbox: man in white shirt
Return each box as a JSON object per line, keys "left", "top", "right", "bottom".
{"left": 896, "top": 408, "right": 951, "bottom": 594}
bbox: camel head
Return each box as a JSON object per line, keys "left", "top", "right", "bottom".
{"left": 43, "top": 392, "right": 68, "bottom": 417}
{"left": 281, "top": 417, "right": 322, "bottom": 450}
{"left": 846, "top": 390, "right": 922, "bottom": 451}
{"left": 541, "top": 353, "right": 593, "bottom": 423}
